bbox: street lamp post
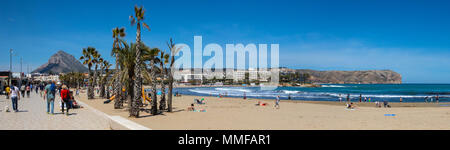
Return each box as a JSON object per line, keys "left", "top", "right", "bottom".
{"left": 20, "top": 57, "right": 22, "bottom": 87}
{"left": 9, "top": 49, "right": 13, "bottom": 86}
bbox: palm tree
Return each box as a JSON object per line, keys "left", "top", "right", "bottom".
{"left": 112, "top": 27, "right": 126, "bottom": 109}
{"left": 99, "top": 60, "right": 111, "bottom": 98}
{"left": 158, "top": 51, "right": 169, "bottom": 111}
{"left": 129, "top": 5, "right": 151, "bottom": 117}
{"left": 142, "top": 47, "right": 160, "bottom": 115}
{"left": 91, "top": 50, "right": 102, "bottom": 97}
{"left": 80, "top": 47, "right": 95, "bottom": 99}
{"left": 113, "top": 42, "right": 151, "bottom": 117}
{"left": 166, "top": 38, "right": 182, "bottom": 112}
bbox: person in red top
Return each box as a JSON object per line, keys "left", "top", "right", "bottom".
{"left": 60, "top": 85, "right": 71, "bottom": 116}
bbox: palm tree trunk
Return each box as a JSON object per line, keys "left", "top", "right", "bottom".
{"left": 114, "top": 56, "right": 123, "bottom": 109}
{"left": 159, "top": 68, "right": 166, "bottom": 111}
{"left": 100, "top": 75, "right": 105, "bottom": 98}
{"left": 93, "top": 65, "right": 98, "bottom": 97}
{"left": 167, "top": 56, "right": 175, "bottom": 112}
{"left": 100, "top": 81, "right": 105, "bottom": 98}
{"left": 167, "top": 69, "right": 174, "bottom": 112}
{"left": 131, "top": 23, "right": 142, "bottom": 118}
{"left": 150, "top": 60, "right": 158, "bottom": 115}
{"left": 128, "top": 71, "right": 135, "bottom": 116}
{"left": 88, "top": 67, "right": 94, "bottom": 99}
{"left": 159, "top": 82, "right": 166, "bottom": 111}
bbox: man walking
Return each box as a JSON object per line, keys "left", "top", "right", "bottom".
{"left": 40, "top": 83, "right": 45, "bottom": 97}
{"left": 10, "top": 84, "right": 20, "bottom": 112}
{"left": 274, "top": 95, "right": 281, "bottom": 109}
{"left": 44, "top": 81, "right": 56, "bottom": 115}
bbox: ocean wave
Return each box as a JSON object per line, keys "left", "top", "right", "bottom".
{"left": 321, "top": 85, "right": 347, "bottom": 88}
{"left": 282, "top": 90, "right": 300, "bottom": 94}
{"left": 214, "top": 88, "right": 253, "bottom": 93}
{"left": 182, "top": 86, "right": 450, "bottom": 101}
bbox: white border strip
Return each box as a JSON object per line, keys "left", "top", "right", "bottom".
{"left": 76, "top": 99, "right": 151, "bottom": 130}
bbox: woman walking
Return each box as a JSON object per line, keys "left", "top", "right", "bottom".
{"left": 60, "top": 85, "right": 71, "bottom": 116}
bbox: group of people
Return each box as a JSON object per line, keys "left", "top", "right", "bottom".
{"left": 3, "top": 83, "right": 41, "bottom": 112}
{"left": 41, "top": 81, "right": 78, "bottom": 116}
{"left": 424, "top": 95, "right": 440, "bottom": 103}
{"left": 3, "top": 81, "right": 79, "bottom": 115}
{"left": 338, "top": 94, "right": 372, "bottom": 103}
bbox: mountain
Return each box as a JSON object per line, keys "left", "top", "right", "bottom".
{"left": 32, "top": 50, "right": 88, "bottom": 74}
{"left": 293, "top": 69, "right": 402, "bottom": 84}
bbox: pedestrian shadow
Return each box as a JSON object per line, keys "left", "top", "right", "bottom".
{"left": 17, "top": 110, "right": 28, "bottom": 113}
{"left": 68, "top": 113, "right": 78, "bottom": 116}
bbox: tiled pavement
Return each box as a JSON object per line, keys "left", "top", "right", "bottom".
{"left": 0, "top": 91, "right": 110, "bottom": 130}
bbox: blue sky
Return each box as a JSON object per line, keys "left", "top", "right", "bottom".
{"left": 1, "top": 0, "right": 450, "bottom": 83}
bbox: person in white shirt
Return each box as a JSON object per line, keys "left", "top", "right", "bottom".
{"left": 275, "top": 95, "right": 281, "bottom": 109}
{"left": 10, "top": 84, "right": 21, "bottom": 112}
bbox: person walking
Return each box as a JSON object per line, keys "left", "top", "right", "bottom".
{"left": 275, "top": 95, "right": 281, "bottom": 109}
{"left": 44, "top": 81, "right": 56, "bottom": 115}
{"left": 26, "top": 84, "right": 31, "bottom": 98}
{"left": 40, "top": 83, "right": 45, "bottom": 97}
{"left": 60, "top": 85, "right": 71, "bottom": 116}
{"left": 359, "top": 94, "right": 362, "bottom": 102}
{"left": 20, "top": 84, "right": 26, "bottom": 98}
{"left": 5, "top": 85, "right": 10, "bottom": 99}
{"left": 35, "top": 84, "right": 38, "bottom": 94}
{"left": 347, "top": 94, "right": 350, "bottom": 102}
{"left": 10, "top": 84, "right": 20, "bottom": 112}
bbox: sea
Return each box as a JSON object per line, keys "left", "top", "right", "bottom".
{"left": 172, "top": 84, "right": 450, "bottom": 103}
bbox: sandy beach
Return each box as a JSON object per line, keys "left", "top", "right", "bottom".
{"left": 75, "top": 91, "right": 450, "bottom": 130}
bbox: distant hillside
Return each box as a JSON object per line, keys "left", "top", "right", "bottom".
{"left": 32, "top": 50, "right": 88, "bottom": 74}
{"left": 294, "top": 69, "right": 402, "bottom": 84}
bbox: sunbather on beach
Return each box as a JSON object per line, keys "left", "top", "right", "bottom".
{"left": 383, "top": 100, "right": 390, "bottom": 108}
{"left": 346, "top": 103, "right": 354, "bottom": 109}
{"left": 256, "top": 101, "right": 268, "bottom": 106}
{"left": 188, "top": 103, "right": 195, "bottom": 111}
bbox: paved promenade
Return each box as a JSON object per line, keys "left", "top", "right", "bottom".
{"left": 0, "top": 91, "right": 110, "bottom": 130}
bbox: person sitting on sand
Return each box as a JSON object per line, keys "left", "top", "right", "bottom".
{"left": 375, "top": 101, "right": 380, "bottom": 108}
{"left": 174, "top": 92, "right": 181, "bottom": 97}
{"left": 346, "top": 103, "right": 354, "bottom": 109}
{"left": 188, "top": 103, "right": 195, "bottom": 111}
{"left": 383, "top": 100, "right": 391, "bottom": 108}
{"left": 255, "top": 101, "right": 268, "bottom": 106}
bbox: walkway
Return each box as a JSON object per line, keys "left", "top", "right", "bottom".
{"left": 0, "top": 91, "right": 110, "bottom": 130}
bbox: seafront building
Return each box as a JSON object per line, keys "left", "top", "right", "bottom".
{"left": 30, "top": 73, "right": 60, "bottom": 82}
{"left": 174, "top": 68, "right": 273, "bottom": 84}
